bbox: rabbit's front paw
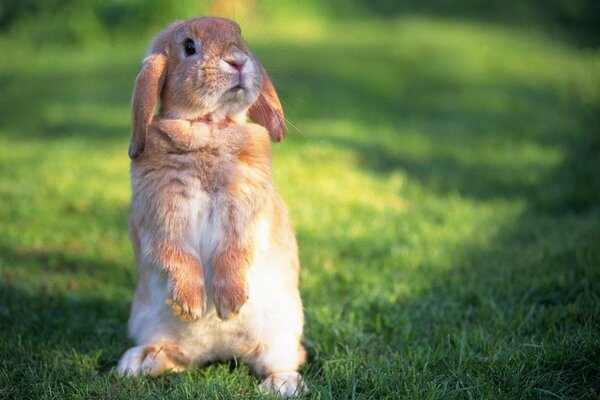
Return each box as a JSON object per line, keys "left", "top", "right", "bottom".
{"left": 167, "top": 277, "right": 206, "bottom": 321}
{"left": 213, "top": 275, "right": 248, "bottom": 320}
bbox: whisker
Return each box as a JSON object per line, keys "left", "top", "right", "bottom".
{"left": 283, "top": 116, "right": 307, "bottom": 138}
{"left": 267, "top": 71, "right": 307, "bottom": 88}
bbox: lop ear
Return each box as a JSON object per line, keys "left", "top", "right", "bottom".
{"left": 248, "top": 64, "right": 286, "bottom": 142}
{"left": 129, "top": 53, "right": 168, "bottom": 159}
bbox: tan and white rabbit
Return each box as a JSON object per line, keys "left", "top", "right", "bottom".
{"left": 116, "top": 17, "right": 307, "bottom": 397}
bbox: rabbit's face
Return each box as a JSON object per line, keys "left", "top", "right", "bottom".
{"left": 129, "top": 17, "right": 285, "bottom": 160}
{"left": 162, "top": 18, "right": 263, "bottom": 121}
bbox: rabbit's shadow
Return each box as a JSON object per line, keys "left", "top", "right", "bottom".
{"left": 0, "top": 246, "right": 133, "bottom": 373}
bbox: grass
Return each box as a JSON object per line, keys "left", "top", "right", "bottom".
{"left": 1, "top": 13, "right": 600, "bottom": 400}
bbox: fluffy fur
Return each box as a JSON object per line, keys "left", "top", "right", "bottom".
{"left": 117, "top": 17, "right": 307, "bottom": 397}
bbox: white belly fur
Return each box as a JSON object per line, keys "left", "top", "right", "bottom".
{"left": 128, "top": 204, "right": 303, "bottom": 368}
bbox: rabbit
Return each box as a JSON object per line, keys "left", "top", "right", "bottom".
{"left": 116, "top": 17, "right": 308, "bottom": 397}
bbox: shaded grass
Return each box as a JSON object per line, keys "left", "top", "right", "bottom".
{"left": 0, "top": 15, "right": 599, "bottom": 399}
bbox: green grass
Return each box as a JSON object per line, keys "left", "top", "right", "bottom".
{"left": 1, "top": 13, "right": 600, "bottom": 400}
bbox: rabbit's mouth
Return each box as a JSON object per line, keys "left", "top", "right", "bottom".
{"left": 223, "top": 79, "right": 254, "bottom": 101}
{"left": 228, "top": 84, "right": 245, "bottom": 93}
{"left": 208, "top": 82, "right": 257, "bottom": 122}
{"left": 228, "top": 71, "right": 250, "bottom": 92}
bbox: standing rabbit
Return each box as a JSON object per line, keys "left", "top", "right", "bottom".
{"left": 117, "top": 17, "right": 307, "bottom": 397}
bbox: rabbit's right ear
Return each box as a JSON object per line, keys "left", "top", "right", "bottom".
{"left": 248, "top": 64, "right": 286, "bottom": 143}
{"left": 129, "top": 53, "right": 168, "bottom": 159}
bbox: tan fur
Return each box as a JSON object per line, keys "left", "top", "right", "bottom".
{"left": 117, "top": 17, "right": 307, "bottom": 397}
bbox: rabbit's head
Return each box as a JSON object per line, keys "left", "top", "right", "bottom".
{"left": 129, "top": 17, "right": 285, "bottom": 159}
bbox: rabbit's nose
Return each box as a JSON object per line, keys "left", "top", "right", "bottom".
{"left": 225, "top": 58, "right": 246, "bottom": 72}
{"left": 223, "top": 54, "right": 247, "bottom": 72}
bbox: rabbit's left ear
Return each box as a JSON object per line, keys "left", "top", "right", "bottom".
{"left": 249, "top": 64, "right": 286, "bottom": 142}
{"left": 129, "top": 53, "right": 168, "bottom": 159}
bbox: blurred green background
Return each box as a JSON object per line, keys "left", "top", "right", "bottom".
{"left": 1, "top": 1, "right": 599, "bottom": 399}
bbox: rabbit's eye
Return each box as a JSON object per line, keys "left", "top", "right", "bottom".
{"left": 184, "top": 39, "right": 196, "bottom": 56}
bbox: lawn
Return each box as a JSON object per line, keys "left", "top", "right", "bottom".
{"left": 1, "top": 7, "right": 599, "bottom": 400}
